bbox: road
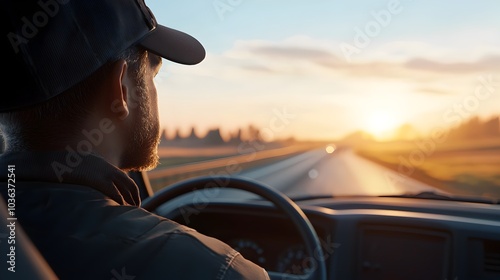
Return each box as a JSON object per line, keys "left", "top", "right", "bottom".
{"left": 236, "top": 146, "right": 442, "bottom": 199}
{"left": 151, "top": 145, "right": 448, "bottom": 214}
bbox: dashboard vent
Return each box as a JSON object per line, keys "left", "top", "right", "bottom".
{"left": 484, "top": 240, "right": 500, "bottom": 273}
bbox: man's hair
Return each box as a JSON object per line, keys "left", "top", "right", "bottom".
{"left": 0, "top": 46, "right": 148, "bottom": 150}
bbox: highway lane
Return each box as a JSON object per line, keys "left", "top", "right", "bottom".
{"left": 153, "top": 146, "right": 445, "bottom": 217}
{"left": 238, "top": 146, "right": 443, "bottom": 198}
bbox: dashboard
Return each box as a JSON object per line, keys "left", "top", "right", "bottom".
{"left": 159, "top": 196, "right": 500, "bottom": 280}
{"left": 170, "top": 203, "right": 334, "bottom": 276}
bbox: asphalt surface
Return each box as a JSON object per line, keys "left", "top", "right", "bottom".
{"left": 238, "top": 146, "right": 441, "bottom": 198}
{"left": 155, "top": 146, "right": 443, "bottom": 214}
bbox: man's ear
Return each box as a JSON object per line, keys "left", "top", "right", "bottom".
{"left": 109, "top": 59, "right": 130, "bottom": 120}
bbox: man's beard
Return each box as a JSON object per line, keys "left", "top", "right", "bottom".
{"left": 120, "top": 87, "right": 160, "bottom": 172}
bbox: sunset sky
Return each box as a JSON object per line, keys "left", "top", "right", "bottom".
{"left": 148, "top": 0, "right": 500, "bottom": 141}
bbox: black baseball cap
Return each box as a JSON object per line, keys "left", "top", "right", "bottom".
{"left": 2, "top": 0, "right": 205, "bottom": 112}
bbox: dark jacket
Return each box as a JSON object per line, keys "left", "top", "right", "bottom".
{"left": 0, "top": 151, "right": 269, "bottom": 280}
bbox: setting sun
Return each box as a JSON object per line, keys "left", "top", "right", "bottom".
{"left": 365, "top": 111, "right": 399, "bottom": 139}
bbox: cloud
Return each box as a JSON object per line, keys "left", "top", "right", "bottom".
{"left": 240, "top": 64, "right": 276, "bottom": 73}
{"left": 163, "top": 38, "right": 500, "bottom": 101}
{"left": 236, "top": 41, "right": 500, "bottom": 79}
{"left": 251, "top": 45, "right": 336, "bottom": 61}
{"left": 404, "top": 55, "right": 500, "bottom": 74}
{"left": 416, "top": 87, "right": 454, "bottom": 95}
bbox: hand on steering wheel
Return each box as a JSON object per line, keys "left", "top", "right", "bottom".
{"left": 141, "top": 175, "right": 328, "bottom": 280}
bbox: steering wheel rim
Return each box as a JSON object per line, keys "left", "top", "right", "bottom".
{"left": 142, "top": 175, "right": 327, "bottom": 280}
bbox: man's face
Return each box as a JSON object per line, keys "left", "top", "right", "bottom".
{"left": 121, "top": 52, "right": 163, "bottom": 171}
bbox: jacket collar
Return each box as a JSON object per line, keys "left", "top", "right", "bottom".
{"left": 0, "top": 151, "right": 141, "bottom": 206}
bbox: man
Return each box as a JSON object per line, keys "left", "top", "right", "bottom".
{"left": 0, "top": 0, "right": 270, "bottom": 279}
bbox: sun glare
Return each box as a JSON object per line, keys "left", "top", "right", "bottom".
{"left": 365, "top": 111, "right": 399, "bottom": 139}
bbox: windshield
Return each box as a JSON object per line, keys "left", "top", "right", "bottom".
{"left": 144, "top": 1, "right": 500, "bottom": 202}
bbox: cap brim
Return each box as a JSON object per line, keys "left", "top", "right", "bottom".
{"left": 139, "top": 25, "right": 206, "bottom": 65}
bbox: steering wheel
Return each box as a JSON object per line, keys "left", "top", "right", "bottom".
{"left": 141, "top": 175, "right": 327, "bottom": 280}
